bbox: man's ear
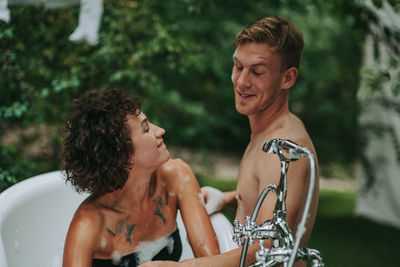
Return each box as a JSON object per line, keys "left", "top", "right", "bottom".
{"left": 281, "top": 67, "right": 298, "bottom": 90}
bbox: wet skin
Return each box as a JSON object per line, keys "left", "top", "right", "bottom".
{"left": 62, "top": 114, "right": 220, "bottom": 267}
{"left": 138, "top": 43, "right": 319, "bottom": 267}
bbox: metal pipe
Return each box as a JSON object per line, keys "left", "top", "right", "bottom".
{"left": 239, "top": 185, "right": 276, "bottom": 267}
{"left": 234, "top": 139, "right": 321, "bottom": 267}
{"left": 287, "top": 147, "right": 315, "bottom": 267}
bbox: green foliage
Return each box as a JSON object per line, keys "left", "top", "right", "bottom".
{"left": 0, "top": 144, "right": 36, "bottom": 191}
{"left": 357, "top": 0, "right": 400, "bottom": 99}
{"left": 311, "top": 190, "right": 400, "bottom": 266}
{"left": 198, "top": 177, "right": 400, "bottom": 266}
{"left": 355, "top": 1, "right": 400, "bottom": 192}
{"left": 0, "top": 0, "right": 370, "bottom": 191}
{"left": 288, "top": 1, "right": 366, "bottom": 165}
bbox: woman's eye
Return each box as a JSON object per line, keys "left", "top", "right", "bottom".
{"left": 145, "top": 127, "right": 150, "bottom": 133}
{"left": 252, "top": 71, "right": 262, "bottom": 76}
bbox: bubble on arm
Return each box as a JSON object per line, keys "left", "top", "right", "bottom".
{"left": 198, "top": 192, "right": 206, "bottom": 206}
{"left": 100, "top": 236, "right": 107, "bottom": 249}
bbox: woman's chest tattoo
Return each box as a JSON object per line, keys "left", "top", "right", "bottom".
{"left": 104, "top": 192, "right": 170, "bottom": 243}
{"left": 152, "top": 191, "right": 168, "bottom": 224}
{"left": 106, "top": 215, "right": 136, "bottom": 244}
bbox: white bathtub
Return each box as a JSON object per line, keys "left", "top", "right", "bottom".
{"left": 0, "top": 171, "right": 237, "bottom": 267}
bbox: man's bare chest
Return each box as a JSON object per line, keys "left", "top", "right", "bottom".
{"left": 236, "top": 147, "right": 262, "bottom": 220}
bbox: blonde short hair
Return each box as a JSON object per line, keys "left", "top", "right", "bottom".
{"left": 236, "top": 16, "right": 304, "bottom": 70}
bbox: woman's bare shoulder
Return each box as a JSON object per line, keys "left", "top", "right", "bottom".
{"left": 69, "top": 202, "right": 104, "bottom": 235}
{"left": 157, "top": 158, "right": 196, "bottom": 187}
{"left": 63, "top": 202, "right": 106, "bottom": 262}
{"left": 158, "top": 158, "right": 190, "bottom": 175}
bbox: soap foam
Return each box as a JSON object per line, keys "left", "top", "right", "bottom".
{"left": 111, "top": 250, "right": 122, "bottom": 265}
{"left": 135, "top": 234, "right": 174, "bottom": 264}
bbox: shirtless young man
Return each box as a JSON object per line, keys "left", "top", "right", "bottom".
{"left": 140, "top": 16, "right": 319, "bottom": 267}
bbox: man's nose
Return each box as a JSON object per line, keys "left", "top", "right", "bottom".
{"left": 236, "top": 70, "right": 251, "bottom": 88}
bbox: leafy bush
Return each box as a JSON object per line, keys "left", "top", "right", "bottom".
{"left": 0, "top": 0, "right": 368, "bottom": 191}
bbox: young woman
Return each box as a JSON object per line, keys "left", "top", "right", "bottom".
{"left": 60, "top": 88, "right": 219, "bottom": 267}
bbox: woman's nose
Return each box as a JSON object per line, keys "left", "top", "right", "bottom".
{"left": 154, "top": 124, "right": 165, "bottom": 137}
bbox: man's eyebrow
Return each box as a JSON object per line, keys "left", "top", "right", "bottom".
{"left": 233, "top": 56, "right": 268, "bottom": 68}
{"left": 251, "top": 63, "right": 268, "bottom": 68}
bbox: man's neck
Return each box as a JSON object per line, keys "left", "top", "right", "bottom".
{"left": 248, "top": 97, "right": 289, "bottom": 139}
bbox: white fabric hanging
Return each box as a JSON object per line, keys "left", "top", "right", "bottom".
{"left": 356, "top": 0, "right": 400, "bottom": 229}
{"left": 6, "top": 0, "right": 79, "bottom": 8}
{"left": 69, "top": 0, "right": 103, "bottom": 45}
{"left": 0, "top": 0, "right": 10, "bottom": 22}
{"left": 1, "top": 0, "right": 103, "bottom": 45}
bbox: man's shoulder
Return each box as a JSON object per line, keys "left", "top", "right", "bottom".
{"left": 266, "top": 113, "right": 313, "bottom": 149}
{"left": 251, "top": 114, "right": 316, "bottom": 169}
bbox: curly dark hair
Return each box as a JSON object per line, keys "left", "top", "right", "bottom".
{"left": 59, "top": 88, "right": 141, "bottom": 195}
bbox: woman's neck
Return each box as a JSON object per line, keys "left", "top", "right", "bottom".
{"left": 99, "top": 168, "right": 157, "bottom": 212}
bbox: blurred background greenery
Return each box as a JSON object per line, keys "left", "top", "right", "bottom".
{"left": 0, "top": 0, "right": 371, "bottom": 190}
{"left": 1, "top": 0, "right": 400, "bottom": 265}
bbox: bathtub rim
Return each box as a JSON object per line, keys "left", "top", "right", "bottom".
{"left": 0, "top": 171, "right": 237, "bottom": 266}
{"left": 0, "top": 171, "right": 72, "bottom": 267}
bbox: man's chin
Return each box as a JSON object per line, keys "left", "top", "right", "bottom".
{"left": 235, "top": 104, "right": 251, "bottom": 116}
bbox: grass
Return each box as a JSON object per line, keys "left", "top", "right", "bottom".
{"left": 311, "top": 190, "right": 400, "bottom": 266}
{"left": 197, "top": 176, "right": 400, "bottom": 266}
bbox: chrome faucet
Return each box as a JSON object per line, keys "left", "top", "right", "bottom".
{"left": 232, "top": 139, "right": 324, "bottom": 267}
